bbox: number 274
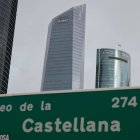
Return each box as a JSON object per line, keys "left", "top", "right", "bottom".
{"left": 112, "top": 96, "right": 138, "bottom": 108}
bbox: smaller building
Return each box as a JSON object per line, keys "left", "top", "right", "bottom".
{"left": 95, "top": 48, "right": 131, "bottom": 88}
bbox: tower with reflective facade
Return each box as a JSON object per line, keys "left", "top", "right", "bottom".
{"left": 41, "top": 4, "right": 86, "bottom": 91}
{"left": 0, "top": 0, "right": 18, "bottom": 94}
{"left": 95, "top": 48, "right": 131, "bottom": 88}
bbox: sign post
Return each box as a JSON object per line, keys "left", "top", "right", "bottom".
{"left": 0, "top": 87, "right": 140, "bottom": 140}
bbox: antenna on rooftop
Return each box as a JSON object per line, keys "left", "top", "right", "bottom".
{"left": 118, "top": 43, "right": 122, "bottom": 48}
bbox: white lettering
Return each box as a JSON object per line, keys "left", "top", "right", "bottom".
{"left": 62, "top": 121, "right": 72, "bottom": 132}
{"left": 41, "top": 101, "right": 51, "bottom": 111}
{"left": 86, "top": 121, "right": 96, "bottom": 132}
{"left": 22, "top": 118, "right": 121, "bottom": 133}
{"left": 98, "top": 121, "right": 109, "bottom": 132}
{"left": 22, "top": 118, "right": 34, "bottom": 133}
{"left": 34, "top": 122, "right": 43, "bottom": 132}
{"left": 20, "top": 102, "right": 33, "bottom": 112}
{"left": 80, "top": 117, "right": 86, "bottom": 132}
{"left": 45, "top": 122, "right": 53, "bottom": 132}
{"left": 73, "top": 118, "right": 79, "bottom": 132}
{"left": 110, "top": 120, "right": 120, "bottom": 132}
{"left": 0, "top": 104, "right": 12, "bottom": 112}
{"left": 55, "top": 118, "right": 62, "bottom": 132}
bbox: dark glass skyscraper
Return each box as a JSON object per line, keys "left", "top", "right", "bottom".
{"left": 0, "top": 0, "right": 18, "bottom": 94}
{"left": 95, "top": 48, "right": 131, "bottom": 88}
{"left": 41, "top": 4, "right": 86, "bottom": 91}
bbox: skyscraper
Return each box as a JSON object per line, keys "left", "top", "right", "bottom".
{"left": 0, "top": 0, "right": 18, "bottom": 94}
{"left": 41, "top": 4, "right": 86, "bottom": 91}
{"left": 95, "top": 48, "right": 131, "bottom": 88}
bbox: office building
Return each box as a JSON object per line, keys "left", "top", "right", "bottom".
{"left": 41, "top": 4, "right": 86, "bottom": 91}
{"left": 95, "top": 48, "right": 131, "bottom": 88}
{"left": 0, "top": 0, "right": 18, "bottom": 94}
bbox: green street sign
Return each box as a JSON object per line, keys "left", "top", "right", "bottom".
{"left": 0, "top": 87, "right": 140, "bottom": 140}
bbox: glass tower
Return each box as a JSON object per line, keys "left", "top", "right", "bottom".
{"left": 95, "top": 48, "right": 131, "bottom": 88}
{"left": 41, "top": 4, "right": 86, "bottom": 91}
{"left": 0, "top": 0, "right": 18, "bottom": 94}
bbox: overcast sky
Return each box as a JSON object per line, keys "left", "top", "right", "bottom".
{"left": 7, "top": 0, "right": 140, "bottom": 94}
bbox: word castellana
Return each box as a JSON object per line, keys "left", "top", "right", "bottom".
{"left": 22, "top": 117, "right": 120, "bottom": 133}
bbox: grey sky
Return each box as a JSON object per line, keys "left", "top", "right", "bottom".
{"left": 8, "top": 0, "right": 140, "bottom": 94}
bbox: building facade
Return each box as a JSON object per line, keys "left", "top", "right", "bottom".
{"left": 41, "top": 4, "right": 86, "bottom": 91}
{"left": 0, "top": 0, "right": 18, "bottom": 94}
{"left": 95, "top": 48, "right": 131, "bottom": 88}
